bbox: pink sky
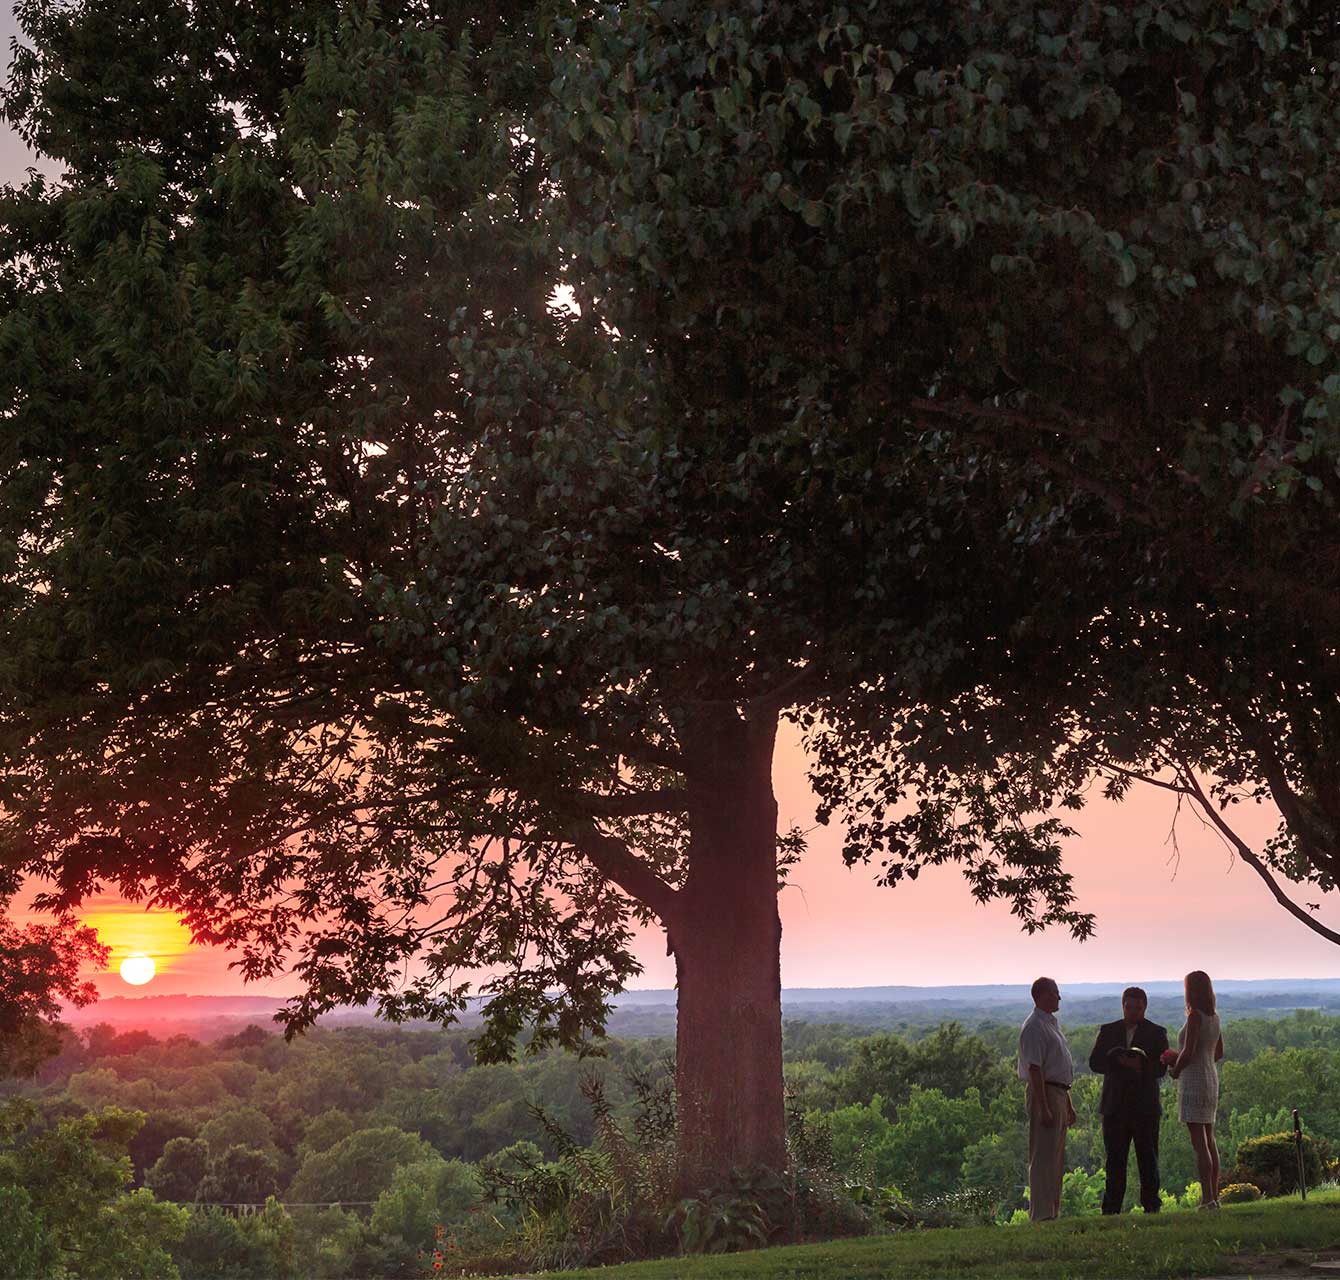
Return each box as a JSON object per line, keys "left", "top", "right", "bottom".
{"left": 4, "top": 13, "right": 1338, "bottom": 998}
{"left": 62, "top": 721, "right": 1340, "bottom": 998}
{"left": 758, "top": 726, "right": 1340, "bottom": 989}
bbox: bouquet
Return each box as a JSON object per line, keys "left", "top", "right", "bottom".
{"left": 1160, "top": 1049, "right": 1179, "bottom": 1066}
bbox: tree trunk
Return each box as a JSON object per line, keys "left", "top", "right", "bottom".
{"left": 671, "top": 705, "right": 787, "bottom": 1190}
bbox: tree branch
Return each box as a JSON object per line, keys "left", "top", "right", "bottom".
{"left": 906, "top": 396, "right": 1125, "bottom": 447}
{"left": 1097, "top": 760, "right": 1191, "bottom": 796}
{"left": 1226, "top": 709, "right": 1340, "bottom": 883}
{"left": 748, "top": 661, "right": 826, "bottom": 716}
{"left": 566, "top": 819, "right": 679, "bottom": 920}
{"left": 1175, "top": 760, "right": 1340, "bottom": 948}
{"left": 572, "top": 788, "right": 690, "bottom": 818}
{"left": 590, "top": 733, "right": 684, "bottom": 773}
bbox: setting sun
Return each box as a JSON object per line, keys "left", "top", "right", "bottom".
{"left": 79, "top": 900, "right": 194, "bottom": 991}
{"left": 119, "top": 953, "right": 156, "bottom": 986}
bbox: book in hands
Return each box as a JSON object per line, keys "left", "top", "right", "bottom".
{"left": 1109, "top": 1045, "right": 1147, "bottom": 1060}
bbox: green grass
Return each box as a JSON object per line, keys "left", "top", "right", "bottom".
{"left": 557, "top": 1191, "right": 1340, "bottom": 1279}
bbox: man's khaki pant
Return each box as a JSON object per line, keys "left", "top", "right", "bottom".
{"left": 1026, "top": 1081, "right": 1069, "bottom": 1221}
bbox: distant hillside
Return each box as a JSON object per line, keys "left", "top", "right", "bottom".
{"left": 64, "top": 978, "right": 1340, "bottom": 1040}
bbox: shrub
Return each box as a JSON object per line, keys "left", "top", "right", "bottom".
{"left": 788, "top": 1171, "right": 874, "bottom": 1240}
{"left": 784, "top": 1100, "right": 878, "bottom": 1240}
{"left": 1160, "top": 1181, "right": 1203, "bottom": 1211}
{"left": 1233, "top": 1132, "right": 1322, "bottom": 1196}
{"left": 461, "top": 1066, "right": 680, "bottom": 1272}
{"left": 670, "top": 1171, "right": 774, "bottom": 1254}
{"left": 914, "top": 1187, "right": 999, "bottom": 1228}
{"left": 1218, "top": 1183, "right": 1262, "bottom": 1204}
{"left": 670, "top": 1163, "right": 876, "bottom": 1253}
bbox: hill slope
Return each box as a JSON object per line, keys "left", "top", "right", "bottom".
{"left": 557, "top": 1193, "right": 1340, "bottom": 1279}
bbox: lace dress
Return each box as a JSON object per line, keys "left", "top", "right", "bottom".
{"left": 1176, "top": 1011, "right": 1222, "bottom": 1124}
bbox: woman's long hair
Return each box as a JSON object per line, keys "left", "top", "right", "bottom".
{"left": 1185, "top": 970, "right": 1216, "bottom": 1016}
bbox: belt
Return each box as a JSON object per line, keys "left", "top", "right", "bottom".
{"left": 1045, "top": 1081, "right": 1071, "bottom": 1090}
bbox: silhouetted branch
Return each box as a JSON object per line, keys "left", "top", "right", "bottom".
{"left": 1175, "top": 760, "right": 1340, "bottom": 948}
{"left": 574, "top": 789, "right": 690, "bottom": 818}
{"left": 567, "top": 820, "right": 679, "bottom": 920}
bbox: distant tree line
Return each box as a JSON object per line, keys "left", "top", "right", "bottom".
{"left": 3, "top": 1010, "right": 1338, "bottom": 1276}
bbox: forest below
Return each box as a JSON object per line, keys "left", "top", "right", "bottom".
{"left": 3, "top": 1006, "right": 1338, "bottom": 1277}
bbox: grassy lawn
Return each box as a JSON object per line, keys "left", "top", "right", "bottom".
{"left": 556, "top": 1191, "right": 1340, "bottom": 1279}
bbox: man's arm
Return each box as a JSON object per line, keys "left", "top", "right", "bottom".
{"left": 1026, "top": 1062, "right": 1055, "bottom": 1126}
{"left": 1019, "top": 1022, "right": 1055, "bottom": 1126}
{"left": 1088, "top": 1024, "right": 1110, "bottom": 1075}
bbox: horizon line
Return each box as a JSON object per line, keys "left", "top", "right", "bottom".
{"left": 79, "top": 974, "right": 1340, "bottom": 1005}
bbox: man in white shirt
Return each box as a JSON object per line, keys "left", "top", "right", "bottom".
{"left": 1017, "top": 976, "right": 1076, "bottom": 1221}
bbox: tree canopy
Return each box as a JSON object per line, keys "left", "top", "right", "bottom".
{"left": 0, "top": 914, "right": 106, "bottom": 1076}
{"left": 3, "top": 0, "right": 1339, "bottom": 1176}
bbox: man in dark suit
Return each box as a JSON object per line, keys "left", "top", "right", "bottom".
{"left": 1088, "top": 986, "right": 1169, "bottom": 1215}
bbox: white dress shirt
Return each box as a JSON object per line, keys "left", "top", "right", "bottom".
{"left": 1018, "top": 1007, "right": 1074, "bottom": 1085}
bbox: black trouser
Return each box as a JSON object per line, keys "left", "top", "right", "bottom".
{"left": 1102, "top": 1110, "right": 1161, "bottom": 1213}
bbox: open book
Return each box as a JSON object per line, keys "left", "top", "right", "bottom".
{"left": 1108, "top": 1044, "right": 1147, "bottom": 1060}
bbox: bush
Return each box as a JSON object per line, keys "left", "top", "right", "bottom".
{"left": 670, "top": 1170, "right": 775, "bottom": 1254}
{"left": 1159, "top": 1181, "right": 1204, "bottom": 1211}
{"left": 1218, "top": 1183, "right": 1262, "bottom": 1204}
{"left": 785, "top": 1101, "right": 878, "bottom": 1239}
{"left": 460, "top": 1067, "right": 680, "bottom": 1272}
{"left": 914, "top": 1186, "right": 1000, "bottom": 1228}
{"left": 1225, "top": 1165, "right": 1280, "bottom": 1198}
{"left": 788, "top": 1171, "right": 874, "bottom": 1240}
{"left": 1232, "top": 1132, "right": 1323, "bottom": 1196}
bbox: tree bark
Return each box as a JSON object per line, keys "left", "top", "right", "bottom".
{"left": 670, "top": 703, "right": 787, "bottom": 1190}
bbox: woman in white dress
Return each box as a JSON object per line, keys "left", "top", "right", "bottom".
{"left": 1168, "top": 970, "right": 1224, "bottom": 1208}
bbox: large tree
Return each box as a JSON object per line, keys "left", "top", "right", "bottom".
{"left": 3, "top": 0, "right": 1338, "bottom": 1182}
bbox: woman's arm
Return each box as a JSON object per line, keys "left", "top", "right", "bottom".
{"left": 1152, "top": 1025, "right": 1170, "bottom": 1079}
{"left": 1171, "top": 1011, "right": 1200, "bottom": 1078}
{"left": 1214, "top": 1035, "right": 1224, "bottom": 1062}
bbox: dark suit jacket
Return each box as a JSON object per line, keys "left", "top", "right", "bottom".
{"left": 1088, "top": 1018, "right": 1170, "bottom": 1118}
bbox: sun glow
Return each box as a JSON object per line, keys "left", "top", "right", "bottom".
{"left": 119, "top": 953, "right": 156, "bottom": 985}
{"left": 82, "top": 902, "right": 193, "bottom": 986}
